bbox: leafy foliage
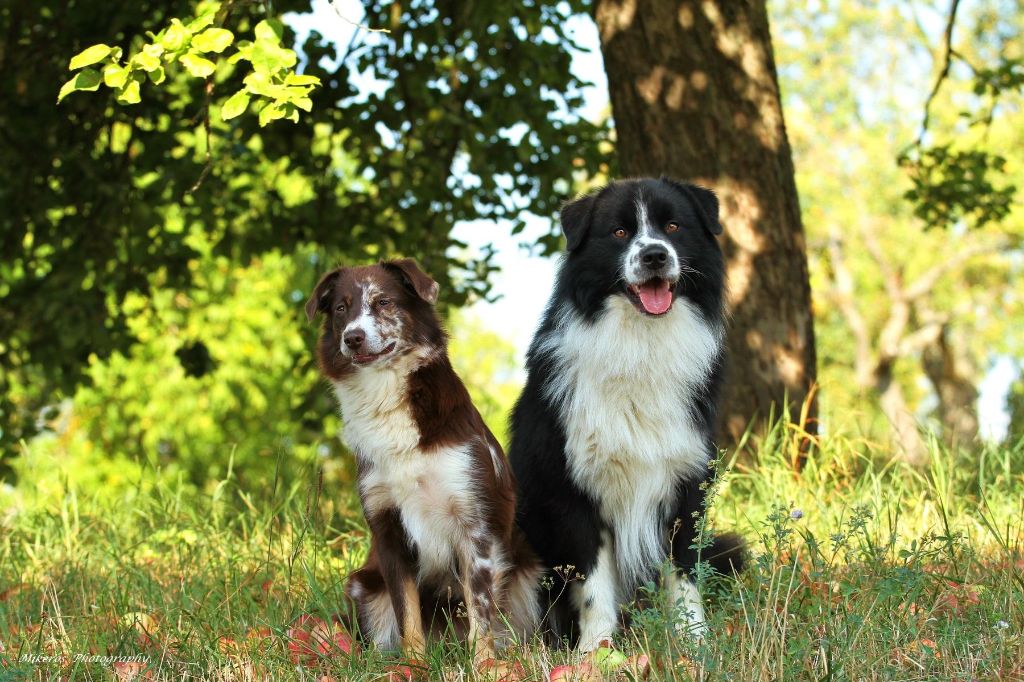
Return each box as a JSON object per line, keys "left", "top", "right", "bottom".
{"left": 0, "top": 0, "right": 608, "bottom": 459}
{"left": 58, "top": 2, "right": 321, "bottom": 126}
{"left": 900, "top": 145, "right": 1014, "bottom": 229}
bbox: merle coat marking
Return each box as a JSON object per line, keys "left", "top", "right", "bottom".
{"left": 306, "top": 259, "right": 540, "bottom": 658}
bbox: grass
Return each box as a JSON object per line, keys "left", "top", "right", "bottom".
{"left": 1, "top": 425, "right": 1022, "bottom": 681}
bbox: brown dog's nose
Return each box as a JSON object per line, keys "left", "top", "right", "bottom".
{"left": 343, "top": 329, "right": 365, "bottom": 350}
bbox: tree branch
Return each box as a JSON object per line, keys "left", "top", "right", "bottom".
{"left": 827, "top": 229, "right": 874, "bottom": 387}
{"left": 914, "top": 0, "right": 962, "bottom": 148}
{"left": 903, "top": 241, "right": 1003, "bottom": 301}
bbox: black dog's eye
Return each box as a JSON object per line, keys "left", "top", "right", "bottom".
{"left": 335, "top": 304, "right": 347, "bottom": 314}
{"left": 613, "top": 228, "right": 629, "bottom": 239}
{"left": 665, "top": 222, "right": 680, "bottom": 234}
{"left": 376, "top": 298, "right": 393, "bottom": 309}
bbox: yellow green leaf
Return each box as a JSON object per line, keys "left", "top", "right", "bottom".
{"left": 103, "top": 64, "right": 129, "bottom": 89}
{"left": 161, "top": 19, "right": 189, "bottom": 51}
{"left": 221, "top": 90, "right": 250, "bottom": 120}
{"left": 192, "top": 28, "right": 234, "bottom": 54}
{"left": 69, "top": 44, "right": 112, "bottom": 70}
{"left": 57, "top": 68, "right": 102, "bottom": 103}
{"left": 117, "top": 80, "right": 141, "bottom": 105}
{"left": 180, "top": 51, "right": 216, "bottom": 78}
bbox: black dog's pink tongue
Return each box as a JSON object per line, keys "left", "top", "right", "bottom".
{"left": 636, "top": 280, "right": 672, "bottom": 314}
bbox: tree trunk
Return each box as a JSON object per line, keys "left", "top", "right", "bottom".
{"left": 922, "top": 326, "right": 979, "bottom": 448}
{"left": 594, "top": 0, "right": 817, "bottom": 450}
{"left": 875, "top": 362, "right": 929, "bottom": 467}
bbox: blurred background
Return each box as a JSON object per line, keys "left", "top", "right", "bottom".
{"left": 1, "top": 0, "right": 1022, "bottom": 508}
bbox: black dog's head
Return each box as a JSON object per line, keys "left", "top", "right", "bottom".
{"left": 556, "top": 177, "right": 725, "bottom": 321}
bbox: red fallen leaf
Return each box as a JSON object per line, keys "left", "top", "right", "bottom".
{"left": 288, "top": 614, "right": 358, "bottom": 664}
{"left": 261, "top": 580, "right": 274, "bottom": 593}
{"left": 287, "top": 614, "right": 324, "bottom": 664}
{"left": 624, "top": 653, "right": 651, "bottom": 680}
{"left": 476, "top": 658, "right": 526, "bottom": 682}
{"left": 0, "top": 584, "right": 30, "bottom": 602}
{"left": 549, "top": 662, "right": 599, "bottom": 682}
{"left": 383, "top": 664, "right": 417, "bottom": 681}
{"left": 217, "top": 636, "right": 240, "bottom": 655}
{"left": 113, "top": 661, "right": 149, "bottom": 681}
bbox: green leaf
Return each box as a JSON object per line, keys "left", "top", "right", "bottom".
{"left": 258, "top": 101, "right": 286, "bottom": 127}
{"left": 292, "top": 96, "right": 313, "bottom": 112}
{"left": 57, "top": 68, "right": 102, "bottom": 102}
{"left": 221, "top": 90, "right": 250, "bottom": 120}
{"left": 117, "top": 79, "right": 141, "bottom": 105}
{"left": 132, "top": 44, "right": 163, "bottom": 72}
{"left": 69, "top": 44, "right": 112, "bottom": 70}
{"left": 187, "top": 2, "right": 220, "bottom": 32}
{"left": 192, "top": 28, "right": 234, "bottom": 54}
{"left": 102, "top": 64, "right": 129, "bottom": 89}
{"left": 250, "top": 41, "right": 296, "bottom": 75}
{"left": 161, "top": 19, "right": 189, "bottom": 51}
{"left": 284, "top": 73, "right": 321, "bottom": 87}
{"left": 180, "top": 51, "right": 216, "bottom": 78}
{"left": 254, "top": 19, "right": 284, "bottom": 45}
{"left": 147, "top": 66, "right": 166, "bottom": 85}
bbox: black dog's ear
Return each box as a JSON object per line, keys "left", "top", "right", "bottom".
{"left": 561, "top": 192, "right": 598, "bottom": 251}
{"left": 305, "top": 269, "right": 342, "bottom": 322}
{"left": 662, "top": 177, "right": 723, "bottom": 236}
{"left": 382, "top": 258, "right": 439, "bottom": 305}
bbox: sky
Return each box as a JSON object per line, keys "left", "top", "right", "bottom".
{"left": 287, "top": 0, "right": 1014, "bottom": 442}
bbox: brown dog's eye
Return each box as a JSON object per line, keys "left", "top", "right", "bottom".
{"left": 376, "top": 298, "right": 393, "bottom": 309}
{"left": 335, "top": 304, "right": 346, "bottom": 314}
{"left": 613, "top": 228, "right": 628, "bottom": 239}
{"left": 665, "top": 222, "right": 680, "bottom": 233}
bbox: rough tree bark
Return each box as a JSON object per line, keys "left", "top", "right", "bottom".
{"left": 594, "top": 0, "right": 818, "bottom": 450}
{"left": 922, "top": 326, "right": 980, "bottom": 448}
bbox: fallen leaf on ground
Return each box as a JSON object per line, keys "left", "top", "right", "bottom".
{"left": 549, "top": 662, "right": 599, "bottom": 682}
{"left": 476, "top": 657, "right": 526, "bottom": 681}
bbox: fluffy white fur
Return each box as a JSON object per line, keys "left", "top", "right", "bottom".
{"left": 539, "top": 295, "right": 723, "bottom": 592}
{"left": 572, "top": 532, "right": 620, "bottom": 651}
{"left": 665, "top": 569, "right": 708, "bottom": 638}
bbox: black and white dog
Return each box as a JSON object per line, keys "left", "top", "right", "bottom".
{"left": 508, "top": 177, "right": 743, "bottom": 649}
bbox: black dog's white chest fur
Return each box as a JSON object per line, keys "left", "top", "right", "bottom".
{"left": 538, "top": 296, "right": 722, "bottom": 588}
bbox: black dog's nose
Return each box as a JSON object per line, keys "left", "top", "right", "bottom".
{"left": 640, "top": 244, "right": 669, "bottom": 267}
{"left": 343, "top": 329, "right": 365, "bottom": 350}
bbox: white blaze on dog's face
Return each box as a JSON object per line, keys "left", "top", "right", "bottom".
{"left": 305, "top": 260, "right": 441, "bottom": 378}
{"left": 558, "top": 178, "right": 724, "bottom": 320}
{"left": 340, "top": 279, "right": 404, "bottom": 364}
{"left": 620, "top": 194, "right": 682, "bottom": 315}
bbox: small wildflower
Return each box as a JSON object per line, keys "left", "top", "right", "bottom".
{"left": 995, "top": 620, "right": 1010, "bottom": 630}
{"left": 790, "top": 509, "right": 804, "bottom": 520}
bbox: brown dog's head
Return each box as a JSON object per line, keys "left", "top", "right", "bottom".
{"left": 305, "top": 259, "right": 443, "bottom": 380}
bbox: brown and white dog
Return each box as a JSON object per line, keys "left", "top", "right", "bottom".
{"left": 305, "top": 259, "right": 540, "bottom": 660}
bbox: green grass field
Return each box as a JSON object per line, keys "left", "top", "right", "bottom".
{"left": 2, "top": 424, "right": 1022, "bottom": 680}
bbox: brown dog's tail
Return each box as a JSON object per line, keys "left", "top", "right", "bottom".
{"left": 704, "top": 532, "right": 747, "bottom": 576}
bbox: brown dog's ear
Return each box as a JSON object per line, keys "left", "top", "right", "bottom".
{"left": 305, "top": 269, "right": 342, "bottom": 322}
{"left": 382, "top": 258, "right": 439, "bottom": 305}
{"left": 561, "top": 191, "right": 598, "bottom": 251}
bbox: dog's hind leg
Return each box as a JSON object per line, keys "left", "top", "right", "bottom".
{"left": 663, "top": 569, "right": 707, "bottom": 639}
{"left": 346, "top": 563, "right": 400, "bottom": 649}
